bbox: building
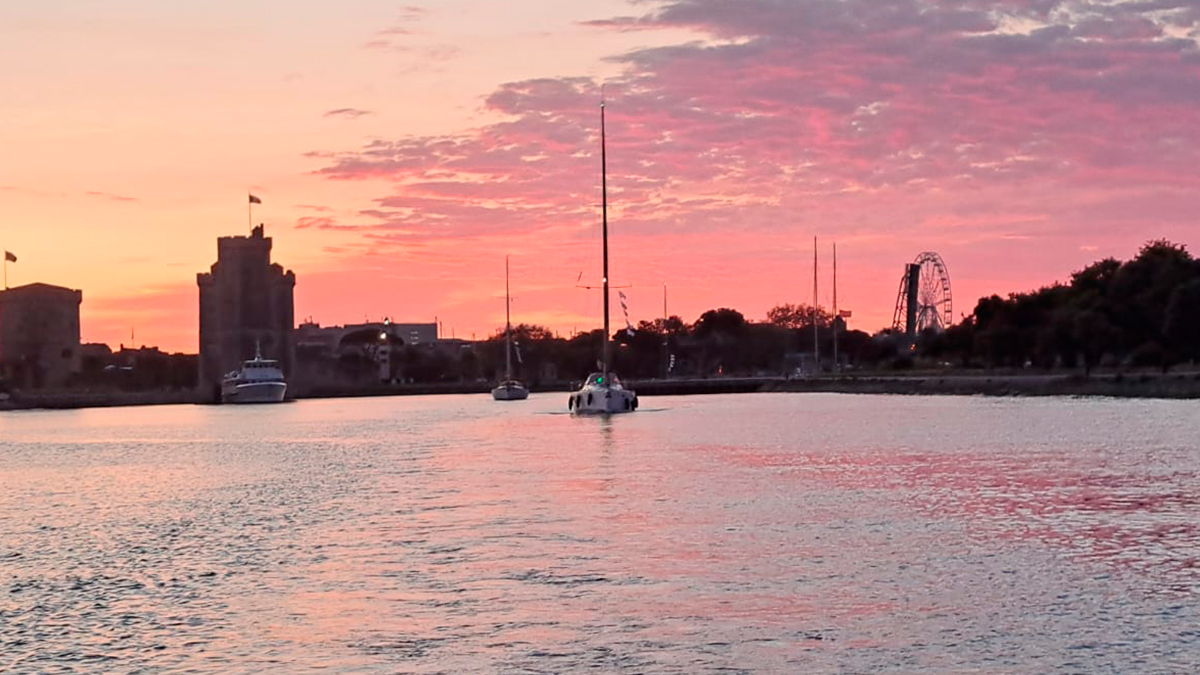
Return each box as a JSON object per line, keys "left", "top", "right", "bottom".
{"left": 0, "top": 282, "right": 83, "bottom": 388}
{"left": 197, "top": 224, "right": 295, "bottom": 400}
{"left": 293, "top": 319, "right": 439, "bottom": 388}
{"left": 294, "top": 320, "right": 438, "bottom": 353}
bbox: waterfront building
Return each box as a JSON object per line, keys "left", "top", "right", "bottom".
{"left": 293, "top": 319, "right": 439, "bottom": 388}
{"left": 197, "top": 224, "right": 295, "bottom": 400}
{"left": 294, "top": 320, "right": 438, "bottom": 353}
{"left": 0, "top": 282, "right": 83, "bottom": 388}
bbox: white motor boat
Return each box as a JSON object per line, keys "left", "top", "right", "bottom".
{"left": 569, "top": 371, "right": 636, "bottom": 414}
{"left": 221, "top": 347, "right": 287, "bottom": 404}
{"left": 493, "top": 255, "right": 529, "bottom": 401}
{"left": 569, "top": 99, "right": 637, "bottom": 415}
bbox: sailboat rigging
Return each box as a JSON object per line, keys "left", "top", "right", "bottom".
{"left": 568, "top": 98, "right": 638, "bottom": 414}
{"left": 492, "top": 255, "right": 529, "bottom": 401}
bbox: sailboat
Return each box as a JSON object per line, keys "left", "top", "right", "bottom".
{"left": 568, "top": 99, "right": 638, "bottom": 414}
{"left": 492, "top": 255, "right": 529, "bottom": 401}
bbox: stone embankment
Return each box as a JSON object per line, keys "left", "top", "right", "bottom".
{"left": 630, "top": 371, "right": 1200, "bottom": 398}
{"left": 4, "top": 370, "right": 1198, "bottom": 411}
{"left": 0, "top": 390, "right": 199, "bottom": 411}
{"left": 761, "top": 371, "right": 1200, "bottom": 398}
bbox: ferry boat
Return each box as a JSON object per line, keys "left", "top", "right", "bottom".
{"left": 221, "top": 346, "right": 287, "bottom": 404}
{"left": 569, "top": 99, "right": 637, "bottom": 415}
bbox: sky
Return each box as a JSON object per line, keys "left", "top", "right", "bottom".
{"left": 2, "top": 0, "right": 1199, "bottom": 353}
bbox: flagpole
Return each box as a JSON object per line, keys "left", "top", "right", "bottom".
{"left": 832, "top": 242, "right": 838, "bottom": 374}
{"left": 813, "top": 235, "right": 819, "bottom": 367}
{"left": 662, "top": 282, "right": 668, "bottom": 378}
{"left": 248, "top": 190, "right": 252, "bottom": 232}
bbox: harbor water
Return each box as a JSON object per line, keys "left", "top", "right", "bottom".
{"left": 1, "top": 393, "right": 1197, "bottom": 673}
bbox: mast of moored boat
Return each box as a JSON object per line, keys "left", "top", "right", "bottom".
{"left": 504, "top": 255, "right": 513, "bottom": 381}
{"left": 832, "top": 242, "right": 838, "bottom": 373}
{"left": 813, "top": 236, "right": 819, "bottom": 365}
{"left": 600, "top": 99, "right": 611, "bottom": 385}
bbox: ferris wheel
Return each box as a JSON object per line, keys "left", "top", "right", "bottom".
{"left": 892, "top": 251, "right": 953, "bottom": 333}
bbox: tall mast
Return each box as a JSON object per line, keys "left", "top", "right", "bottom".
{"left": 505, "top": 255, "right": 512, "bottom": 380}
{"left": 813, "top": 236, "right": 819, "bottom": 365}
{"left": 662, "top": 282, "right": 669, "bottom": 377}
{"left": 832, "top": 242, "right": 838, "bottom": 373}
{"left": 601, "top": 99, "right": 611, "bottom": 382}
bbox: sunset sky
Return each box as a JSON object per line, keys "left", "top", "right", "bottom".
{"left": 3, "top": 0, "right": 1199, "bottom": 352}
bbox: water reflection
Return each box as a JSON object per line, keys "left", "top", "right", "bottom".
{"left": 1, "top": 394, "right": 1197, "bottom": 673}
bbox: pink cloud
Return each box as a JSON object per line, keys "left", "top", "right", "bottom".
{"left": 298, "top": 0, "right": 1200, "bottom": 337}
{"left": 84, "top": 190, "right": 139, "bottom": 202}
{"left": 323, "top": 107, "right": 375, "bottom": 119}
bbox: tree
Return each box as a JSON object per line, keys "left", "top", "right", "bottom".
{"left": 766, "top": 303, "right": 830, "bottom": 329}
{"left": 1070, "top": 258, "right": 1120, "bottom": 295}
{"left": 637, "top": 315, "right": 690, "bottom": 337}
{"left": 694, "top": 308, "right": 747, "bottom": 338}
{"left": 1164, "top": 279, "right": 1200, "bottom": 364}
{"left": 1073, "top": 309, "right": 1118, "bottom": 377}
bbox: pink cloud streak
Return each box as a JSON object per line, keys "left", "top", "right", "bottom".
{"left": 293, "top": 0, "right": 1200, "bottom": 340}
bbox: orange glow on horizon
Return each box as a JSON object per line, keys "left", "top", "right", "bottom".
{"left": 3, "top": 1, "right": 1197, "bottom": 352}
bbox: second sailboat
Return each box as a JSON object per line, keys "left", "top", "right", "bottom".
{"left": 492, "top": 255, "right": 529, "bottom": 401}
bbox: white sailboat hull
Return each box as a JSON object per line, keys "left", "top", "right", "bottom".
{"left": 569, "top": 382, "right": 637, "bottom": 414}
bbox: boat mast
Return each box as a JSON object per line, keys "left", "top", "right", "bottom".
{"left": 601, "top": 99, "right": 611, "bottom": 383}
{"left": 505, "top": 255, "right": 512, "bottom": 380}
{"left": 662, "top": 282, "right": 669, "bottom": 378}
{"left": 813, "top": 236, "right": 819, "bottom": 365}
{"left": 832, "top": 242, "right": 838, "bottom": 373}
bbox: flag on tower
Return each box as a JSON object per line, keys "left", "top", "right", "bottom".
{"left": 839, "top": 309, "right": 852, "bottom": 318}
{"left": 248, "top": 194, "right": 262, "bottom": 204}
{"left": 4, "top": 251, "right": 15, "bottom": 263}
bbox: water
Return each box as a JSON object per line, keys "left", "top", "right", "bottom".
{"left": 1, "top": 393, "right": 1197, "bottom": 674}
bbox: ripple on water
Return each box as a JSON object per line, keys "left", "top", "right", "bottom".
{"left": 1, "top": 394, "right": 1198, "bottom": 674}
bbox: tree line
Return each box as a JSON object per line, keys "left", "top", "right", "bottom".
{"left": 466, "top": 306, "right": 883, "bottom": 384}
{"left": 75, "top": 239, "right": 1188, "bottom": 391}
{"left": 460, "top": 239, "right": 1200, "bottom": 384}
{"left": 921, "top": 240, "right": 1200, "bottom": 374}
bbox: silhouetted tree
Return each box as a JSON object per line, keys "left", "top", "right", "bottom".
{"left": 1073, "top": 309, "right": 1118, "bottom": 377}
{"left": 1164, "top": 278, "right": 1200, "bottom": 365}
{"left": 766, "top": 303, "right": 831, "bottom": 329}
{"left": 694, "top": 308, "right": 747, "bottom": 338}
{"left": 343, "top": 240, "right": 1200, "bottom": 384}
